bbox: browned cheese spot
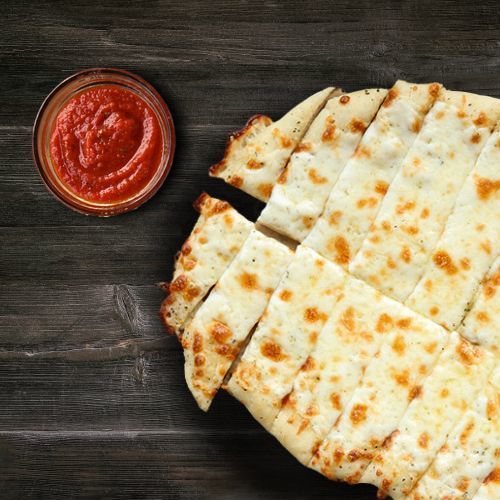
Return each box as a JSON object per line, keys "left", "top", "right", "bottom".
{"left": 460, "top": 257, "right": 471, "bottom": 270}
{"left": 281, "top": 392, "right": 293, "bottom": 407}
{"left": 170, "top": 274, "right": 188, "bottom": 292}
{"left": 199, "top": 236, "right": 208, "bottom": 244}
{"left": 349, "top": 404, "right": 368, "bottom": 425}
{"left": 459, "top": 421, "right": 475, "bottom": 445}
{"left": 487, "top": 399, "right": 497, "bottom": 420}
{"left": 403, "top": 225, "right": 419, "bottom": 235}
{"left": 276, "top": 168, "right": 288, "bottom": 185}
{"left": 183, "top": 258, "right": 197, "bottom": 271}
{"left": 476, "top": 311, "right": 490, "bottom": 323}
{"left": 400, "top": 246, "right": 412, "bottom": 264}
{"left": 425, "top": 342, "right": 438, "bottom": 354}
{"left": 387, "top": 257, "right": 397, "bottom": 269}
{"left": 473, "top": 112, "right": 488, "bottom": 127}
{"left": 194, "top": 354, "right": 205, "bottom": 367}
{"left": 322, "top": 116, "right": 336, "bottom": 143}
{"left": 420, "top": 207, "right": 430, "bottom": 219}
{"left": 433, "top": 250, "right": 458, "bottom": 275}
{"left": 261, "top": 341, "right": 286, "bottom": 362}
{"left": 397, "top": 318, "right": 412, "bottom": 329}
{"left": 305, "top": 404, "right": 319, "bottom": 417}
{"left": 258, "top": 183, "right": 273, "bottom": 199}
{"left": 308, "top": 168, "right": 328, "bottom": 185}
{"left": 383, "top": 88, "right": 399, "bottom": 108}
{"left": 295, "top": 142, "right": 312, "bottom": 153}
{"left": 350, "top": 118, "right": 367, "bottom": 134}
{"left": 229, "top": 175, "right": 243, "bottom": 188}
{"left": 301, "top": 356, "right": 315, "bottom": 371}
{"left": 340, "top": 307, "right": 356, "bottom": 332}
{"left": 485, "top": 467, "right": 500, "bottom": 484}
{"left": 456, "top": 338, "right": 482, "bottom": 366}
{"left": 354, "top": 145, "right": 371, "bottom": 158}
{"left": 376, "top": 313, "right": 393, "bottom": 333}
{"left": 409, "top": 385, "right": 422, "bottom": 401}
{"left": 475, "top": 176, "right": 500, "bottom": 200}
{"left": 296, "top": 419, "right": 310, "bottom": 435}
{"left": 279, "top": 289, "right": 293, "bottom": 302}
{"left": 215, "top": 344, "right": 232, "bottom": 358}
{"left": 392, "top": 335, "right": 406, "bottom": 355}
{"left": 483, "top": 272, "right": 500, "bottom": 299}
{"left": 247, "top": 159, "right": 264, "bottom": 170}
{"left": 339, "top": 95, "right": 350, "bottom": 105}
{"left": 457, "top": 478, "right": 470, "bottom": 493}
{"left": 380, "top": 479, "right": 392, "bottom": 497}
{"left": 375, "top": 181, "right": 389, "bottom": 196}
{"left": 471, "top": 132, "right": 482, "bottom": 144}
{"left": 394, "top": 369, "right": 409, "bottom": 386}
{"left": 329, "top": 210, "right": 343, "bottom": 225}
{"left": 418, "top": 432, "right": 430, "bottom": 449}
{"left": 193, "top": 332, "right": 203, "bottom": 354}
{"left": 328, "top": 236, "right": 350, "bottom": 265}
{"left": 429, "top": 83, "right": 441, "bottom": 98}
{"left": 379, "top": 220, "right": 391, "bottom": 232}
{"left": 357, "top": 197, "right": 378, "bottom": 209}
{"left": 330, "top": 393, "right": 341, "bottom": 410}
{"left": 396, "top": 200, "right": 416, "bottom": 214}
{"left": 272, "top": 127, "right": 292, "bottom": 148}
{"left": 441, "top": 388, "right": 449, "bottom": 398}
{"left": 302, "top": 216, "right": 314, "bottom": 229}
{"left": 480, "top": 240, "right": 492, "bottom": 255}
{"left": 411, "top": 117, "right": 422, "bottom": 133}
{"left": 304, "top": 307, "right": 326, "bottom": 323}
{"left": 238, "top": 272, "right": 259, "bottom": 290}
{"left": 429, "top": 306, "right": 439, "bottom": 316}
{"left": 210, "top": 321, "right": 232, "bottom": 344}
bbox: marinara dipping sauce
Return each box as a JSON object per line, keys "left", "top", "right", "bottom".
{"left": 33, "top": 69, "right": 175, "bottom": 216}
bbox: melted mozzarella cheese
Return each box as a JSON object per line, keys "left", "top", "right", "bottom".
{"left": 310, "top": 301, "right": 448, "bottom": 483}
{"left": 351, "top": 91, "right": 500, "bottom": 302}
{"left": 226, "top": 246, "right": 347, "bottom": 431}
{"left": 303, "top": 81, "right": 441, "bottom": 268}
{"left": 161, "top": 194, "right": 253, "bottom": 335}
{"left": 211, "top": 88, "right": 337, "bottom": 201}
{"left": 270, "top": 274, "right": 398, "bottom": 465}
{"left": 406, "top": 124, "right": 500, "bottom": 330}
{"left": 258, "top": 89, "right": 387, "bottom": 241}
{"left": 362, "top": 332, "right": 495, "bottom": 499}
{"left": 183, "top": 229, "right": 293, "bottom": 411}
{"left": 460, "top": 257, "right": 500, "bottom": 355}
{"left": 410, "top": 368, "right": 499, "bottom": 499}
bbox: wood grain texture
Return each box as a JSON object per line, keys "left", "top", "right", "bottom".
{"left": 1, "top": 0, "right": 499, "bottom": 497}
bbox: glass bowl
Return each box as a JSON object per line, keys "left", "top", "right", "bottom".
{"left": 32, "top": 68, "right": 175, "bottom": 216}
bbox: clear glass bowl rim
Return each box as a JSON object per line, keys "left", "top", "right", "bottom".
{"left": 32, "top": 67, "right": 176, "bottom": 216}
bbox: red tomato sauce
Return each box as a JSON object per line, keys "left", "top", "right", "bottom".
{"left": 50, "top": 84, "right": 163, "bottom": 203}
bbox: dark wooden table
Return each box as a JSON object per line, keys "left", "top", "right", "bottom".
{"left": 1, "top": 1, "right": 499, "bottom": 498}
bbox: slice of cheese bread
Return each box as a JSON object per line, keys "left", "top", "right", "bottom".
{"left": 210, "top": 88, "right": 338, "bottom": 201}
{"left": 226, "top": 246, "right": 346, "bottom": 431}
{"left": 160, "top": 193, "right": 253, "bottom": 336}
{"left": 258, "top": 88, "right": 387, "bottom": 241}
{"left": 351, "top": 91, "right": 500, "bottom": 302}
{"left": 303, "top": 81, "right": 441, "bottom": 268}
